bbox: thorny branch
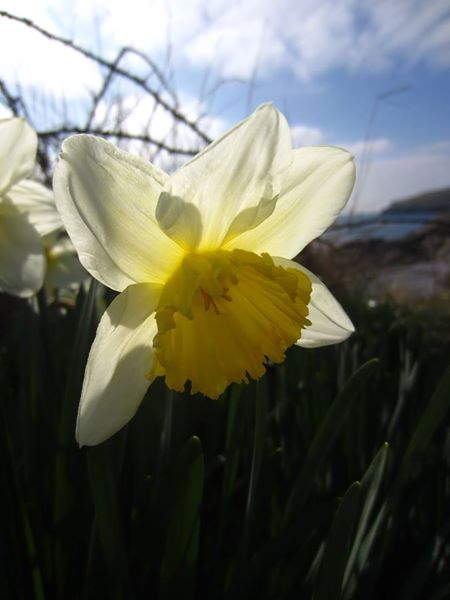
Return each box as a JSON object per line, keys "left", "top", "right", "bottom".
{"left": 38, "top": 127, "right": 199, "bottom": 156}
{"left": 0, "top": 79, "right": 32, "bottom": 121}
{"left": 0, "top": 10, "right": 212, "bottom": 145}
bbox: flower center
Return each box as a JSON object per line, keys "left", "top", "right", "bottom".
{"left": 147, "top": 249, "right": 311, "bottom": 398}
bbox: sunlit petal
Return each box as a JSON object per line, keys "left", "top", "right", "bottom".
{"left": 76, "top": 282, "right": 161, "bottom": 446}
{"left": 44, "top": 236, "right": 88, "bottom": 290}
{"left": 0, "top": 117, "right": 37, "bottom": 195}
{"left": 0, "top": 202, "right": 45, "bottom": 297}
{"left": 53, "top": 135, "right": 185, "bottom": 291}
{"left": 168, "top": 104, "right": 292, "bottom": 249}
{"left": 6, "top": 179, "right": 63, "bottom": 236}
{"left": 276, "top": 258, "right": 354, "bottom": 347}
{"left": 225, "top": 146, "right": 355, "bottom": 258}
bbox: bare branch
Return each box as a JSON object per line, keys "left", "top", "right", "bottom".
{"left": 37, "top": 127, "right": 199, "bottom": 156}
{"left": 0, "top": 78, "right": 30, "bottom": 119}
{"left": 0, "top": 10, "right": 212, "bottom": 144}
{"left": 84, "top": 51, "right": 123, "bottom": 130}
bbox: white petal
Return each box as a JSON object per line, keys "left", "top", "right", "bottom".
{"left": 45, "top": 236, "right": 88, "bottom": 289}
{"left": 225, "top": 146, "right": 355, "bottom": 258}
{"left": 0, "top": 202, "right": 45, "bottom": 297}
{"left": 168, "top": 104, "right": 292, "bottom": 249}
{"left": 0, "top": 118, "right": 37, "bottom": 195}
{"left": 156, "top": 191, "right": 203, "bottom": 251}
{"left": 276, "top": 258, "right": 354, "bottom": 347}
{"left": 53, "top": 135, "right": 185, "bottom": 291}
{"left": 76, "top": 282, "right": 161, "bottom": 446}
{"left": 6, "top": 179, "right": 63, "bottom": 236}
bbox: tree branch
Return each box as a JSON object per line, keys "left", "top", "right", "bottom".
{"left": 38, "top": 127, "right": 199, "bottom": 156}
{"left": 0, "top": 10, "right": 212, "bottom": 144}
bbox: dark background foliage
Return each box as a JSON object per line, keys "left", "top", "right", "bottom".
{"left": 1, "top": 287, "right": 449, "bottom": 599}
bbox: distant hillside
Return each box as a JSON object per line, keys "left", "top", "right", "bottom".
{"left": 383, "top": 188, "right": 450, "bottom": 214}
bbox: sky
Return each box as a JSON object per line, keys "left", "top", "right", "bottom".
{"left": 0, "top": 0, "right": 449, "bottom": 212}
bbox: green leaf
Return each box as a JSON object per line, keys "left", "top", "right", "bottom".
{"left": 400, "top": 365, "right": 450, "bottom": 476}
{"left": 60, "top": 278, "right": 98, "bottom": 436}
{"left": 160, "top": 435, "right": 204, "bottom": 600}
{"left": 397, "top": 520, "right": 450, "bottom": 600}
{"left": 428, "top": 583, "right": 450, "bottom": 600}
{"left": 354, "top": 501, "right": 388, "bottom": 585}
{"left": 155, "top": 387, "right": 174, "bottom": 489}
{"left": 217, "top": 385, "right": 245, "bottom": 567}
{"left": 343, "top": 443, "right": 390, "bottom": 595}
{"left": 86, "top": 443, "right": 133, "bottom": 600}
{"left": 224, "top": 504, "right": 331, "bottom": 600}
{"left": 53, "top": 279, "right": 99, "bottom": 593}
{"left": 242, "top": 378, "right": 269, "bottom": 558}
{"left": 223, "top": 385, "right": 244, "bottom": 500}
{"left": 284, "top": 359, "right": 379, "bottom": 524}
{"left": 313, "top": 481, "right": 361, "bottom": 600}
{"left": 0, "top": 410, "right": 45, "bottom": 600}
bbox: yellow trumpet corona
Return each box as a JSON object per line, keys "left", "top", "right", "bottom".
{"left": 148, "top": 249, "right": 311, "bottom": 398}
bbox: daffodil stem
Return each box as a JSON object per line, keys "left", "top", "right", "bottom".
{"left": 156, "top": 388, "right": 174, "bottom": 485}
{"left": 242, "top": 379, "right": 269, "bottom": 560}
{"left": 36, "top": 287, "right": 52, "bottom": 395}
{"left": 86, "top": 444, "right": 133, "bottom": 599}
{"left": 59, "top": 279, "right": 98, "bottom": 442}
{"left": 82, "top": 516, "right": 97, "bottom": 600}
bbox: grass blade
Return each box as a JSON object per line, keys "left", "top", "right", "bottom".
{"left": 284, "top": 359, "right": 378, "bottom": 524}
{"left": 313, "top": 481, "right": 361, "bottom": 600}
{"left": 160, "top": 435, "right": 204, "bottom": 600}
{"left": 242, "top": 379, "right": 269, "bottom": 559}
{"left": 400, "top": 365, "right": 450, "bottom": 476}
{"left": 343, "top": 443, "right": 389, "bottom": 595}
{"left": 86, "top": 443, "right": 133, "bottom": 600}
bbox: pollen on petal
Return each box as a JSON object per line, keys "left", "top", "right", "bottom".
{"left": 147, "top": 249, "right": 311, "bottom": 398}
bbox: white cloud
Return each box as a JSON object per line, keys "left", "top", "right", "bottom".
{"left": 418, "top": 140, "right": 450, "bottom": 154}
{"left": 344, "top": 138, "right": 392, "bottom": 157}
{"left": 291, "top": 125, "right": 392, "bottom": 157}
{"left": 179, "top": 0, "right": 450, "bottom": 80}
{"left": 2, "top": 0, "right": 448, "bottom": 91}
{"left": 1, "top": 0, "right": 57, "bottom": 30}
{"left": 291, "top": 124, "right": 324, "bottom": 147}
{"left": 367, "top": 0, "right": 450, "bottom": 70}
{"left": 184, "top": 3, "right": 285, "bottom": 79}
{"left": 290, "top": 130, "right": 450, "bottom": 214}
{"left": 281, "top": 0, "right": 450, "bottom": 80}
{"left": 0, "top": 2, "right": 102, "bottom": 99}
{"left": 0, "top": 105, "right": 13, "bottom": 118}
{"left": 288, "top": 129, "right": 426, "bottom": 214}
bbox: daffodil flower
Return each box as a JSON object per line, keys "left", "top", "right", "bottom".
{"left": 43, "top": 233, "right": 88, "bottom": 293}
{"left": 8, "top": 178, "right": 64, "bottom": 238}
{"left": 0, "top": 120, "right": 86, "bottom": 297}
{"left": 53, "top": 104, "right": 356, "bottom": 446}
{"left": 0, "top": 118, "right": 48, "bottom": 297}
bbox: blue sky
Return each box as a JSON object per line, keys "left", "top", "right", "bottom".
{"left": 1, "top": 0, "right": 449, "bottom": 212}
